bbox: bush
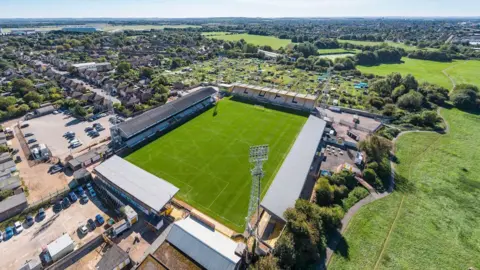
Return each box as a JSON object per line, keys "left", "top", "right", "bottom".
{"left": 396, "top": 90, "right": 424, "bottom": 111}
{"left": 333, "top": 185, "right": 349, "bottom": 204}
{"left": 315, "top": 178, "right": 334, "bottom": 206}
{"left": 451, "top": 86, "right": 477, "bottom": 110}
{"left": 342, "top": 187, "right": 370, "bottom": 210}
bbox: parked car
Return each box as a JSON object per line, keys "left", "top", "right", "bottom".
{"left": 62, "top": 197, "right": 71, "bottom": 208}
{"left": 78, "top": 224, "right": 88, "bottom": 235}
{"left": 14, "top": 221, "right": 23, "bottom": 234}
{"left": 38, "top": 208, "right": 46, "bottom": 220}
{"left": 4, "top": 227, "right": 14, "bottom": 240}
{"left": 15, "top": 156, "right": 22, "bottom": 163}
{"left": 95, "top": 214, "right": 105, "bottom": 225}
{"left": 0, "top": 231, "right": 3, "bottom": 242}
{"left": 11, "top": 148, "right": 19, "bottom": 155}
{"left": 69, "top": 192, "right": 78, "bottom": 202}
{"left": 49, "top": 164, "right": 63, "bottom": 174}
{"left": 25, "top": 215, "right": 34, "bottom": 226}
{"left": 53, "top": 201, "right": 62, "bottom": 212}
{"left": 89, "top": 189, "right": 96, "bottom": 197}
{"left": 24, "top": 132, "right": 34, "bottom": 137}
{"left": 77, "top": 187, "right": 85, "bottom": 195}
{"left": 95, "top": 126, "right": 105, "bottom": 131}
{"left": 86, "top": 183, "right": 93, "bottom": 189}
{"left": 53, "top": 110, "right": 59, "bottom": 115}
{"left": 20, "top": 122, "right": 29, "bottom": 128}
{"left": 81, "top": 193, "right": 89, "bottom": 203}
{"left": 64, "top": 131, "right": 75, "bottom": 137}
{"left": 84, "top": 127, "right": 94, "bottom": 132}
{"left": 87, "top": 219, "right": 96, "bottom": 230}
{"left": 71, "top": 142, "right": 82, "bottom": 148}
{"left": 27, "top": 138, "right": 37, "bottom": 144}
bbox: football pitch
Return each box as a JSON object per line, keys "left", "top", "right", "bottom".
{"left": 125, "top": 98, "right": 307, "bottom": 231}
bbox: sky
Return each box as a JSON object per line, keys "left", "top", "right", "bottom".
{"left": 1, "top": 0, "right": 479, "bottom": 18}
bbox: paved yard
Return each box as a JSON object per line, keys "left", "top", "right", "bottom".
{"left": 8, "top": 128, "right": 71, "bottom": 202}
{"left": 320, "top": 145, "right": 361, "bottom": 173}
{"left": 0, "top": 197, "right": 110, "bottom": 270}
{"left": 21, "top": 113, "right": 111, "bottom": 160}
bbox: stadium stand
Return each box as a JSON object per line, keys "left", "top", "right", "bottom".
{"left": 230, "top": 83, "right": 317, "bottom": 111}
{"left": 113, "top": 87, "right": 217, "bottom": 148}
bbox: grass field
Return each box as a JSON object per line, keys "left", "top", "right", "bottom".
{"left": 445, "top": 60, "right": 480, "bottom": 87}
{"left": 357, "top": 58, "right": 457, "bottom": 89}
{"left": 125, "top": 98, "right": 307, "bottom": 232}
{"left": 203, "top": 32, "right": 292, "bottom": 49}
{"left": 338, "top": 40, "right": 435, "bottom": 51}
{"left": 329, "top": 108, "right": 480, "bottom": 269}
{"left": 317, "top": 48, "right": 357, "bottom": 55}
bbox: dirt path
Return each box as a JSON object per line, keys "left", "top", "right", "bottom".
{"left": 442, "top": 60, "right": 468, "bottom": 90}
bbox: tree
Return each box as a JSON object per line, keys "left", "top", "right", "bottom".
{"left": 402, "top": 74, "right": 419, "bottom": 91}
{"left": 451, "top": 84, "right": 478, "bottom": 110}
{"left": 243, "top": 43, "right": 258, "bottom": 54}
{"left": 358, "top": 135, "right": 392, "bottom": 163}
{"left": 0, "top": 96, "right": 16, "bottom": 110}
{"left": 116, "top": 61, "right": 131, "bottom": 75}
{"left": 296, "top": 42, "right": 317, "bottom": 58}
{"left": 12, "top": 78, "right": 34, "bottom": 94}
{"left": 72, "top": 104, "right": 87, "bottom": 117}
{"left": 139, "top": 67, "right": 154, "bottom": 79}
{"left": 315, "top": 177, "right": 334, "bottom": 206}
{"left": 386, "top": 72, "right": 403, "bottom": 89}
{"left": 370, "top": 79, "right": 392, "bottom": 97}
{"left": 396, "top": 90, "right": 423, "bottom": 111}
{"left": 392, "top": 85, "right": 407, "bottom": 101}
{"left": 252, "top": 256, "right": 279, "bottom": 270}
{"left": 23, "top": 91, "right": 44, "bottom": 103}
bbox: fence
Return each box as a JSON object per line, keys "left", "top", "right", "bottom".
{"left": 329, "top": 106, "right": 392, "bottom": 123}
{"left": 25, "top": 187, "right": 70, "bottom": 212}
{"left": 14, "top": 124, "right": 40, "bottom": 167}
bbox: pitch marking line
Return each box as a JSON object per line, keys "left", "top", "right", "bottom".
{"left": 208, "top": 182, "right": 230, "bottom": 208}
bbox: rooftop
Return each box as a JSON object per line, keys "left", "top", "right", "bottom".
{"left": 117, "top": 87, "right": 217, "bottom": 139}
{"left": 233, "top": 83, "right": 317, "bottom": 100}
{"left": 47, "top": 234, "right": 74, "bottom": 257}
{"left": 0, "top": 175, "right": 21, "bottom": 190}
{"left": 94, "top": 155, "right": 179, "bottom": 212}
{"left": 260, "top": 115, "right": 326, "bottom": 221}
{"left": 96, "top": 244, "right": 130, "bottom": 270}
{"left": 166, "top": 217, "right": 241, "bottom": 270}
{"left": 0, "top": 192, "right": 26, "bottom": 213}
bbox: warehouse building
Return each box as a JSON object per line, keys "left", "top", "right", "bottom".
{"left": 0, "top": 192, "right": 28, "bottom": 222}
{"left": 94, "top": 155, "right": 179, "bottom": 216}
{"left": 112, "top": 87, "right": 217, "bottom": 148}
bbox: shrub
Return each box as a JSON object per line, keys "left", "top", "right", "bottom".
{"left": 315, "top": 177, "right": 334, "bottom": 206}
{"left": 396, "top": 90, "right": 424, "bottom": 111}
{"left": 333, "top": 185, "right": 349, "bottom": 204}
{"left": 342, "top": 187, "right": 370, "bottom": 210}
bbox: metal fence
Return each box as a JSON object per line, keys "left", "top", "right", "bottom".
{"left": 25, "top": 187, "right": 70, "bottom": 212}
{"left": 14, "top": 124, "right": 40, "bottom": 167}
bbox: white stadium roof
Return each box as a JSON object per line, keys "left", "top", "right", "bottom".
{"left": 94, "top": 155, "right": 179, "bottom": 212}
{"left": 167, "top": 217, "right": 241, "bottom": 270}
{"left": 261, "top": 115, "right": 326, "bottom": 221}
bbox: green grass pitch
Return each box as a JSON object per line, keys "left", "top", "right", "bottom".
{"left": 126, "top": 98, "right": 307, "bottom": 232}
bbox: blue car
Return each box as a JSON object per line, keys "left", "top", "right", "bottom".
{"left": 4, "top": 227, "right": 14, "bottom": 240}
{"left": 77, "top": 187, "right": 85, "bottom": 196}
{"left": 69, "top": 192, "right": 78, "bottom": 202}
{"left": 95, "top": 214, "right": 105, "bottom": 225}
{"left": 89, "top": 189, "right": 96, "bottom": 197}
{"left": 38, "top": 208, "right": 46, "bottom": 220}
{"left": 86, "top": 183, "right": 93, "bottom": 189}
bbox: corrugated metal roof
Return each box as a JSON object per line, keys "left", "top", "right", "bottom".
{"left": 0, "top": 175, "right": 21, "bottom": 190}
{"left": 94, "top": 155, "right": 179, "bottom": 212}
{"left": 261, "top": 115, "right": 326, "bottom": 221}
{"left": 47, "top": 234, "right": 74, "bottom": 257}
{"left": 167, "top": 217, "right": 241, "bottom": 270}
{"left": 117, "top": 87, "right": 217, "bottom": 139}
{"left": 0, "top": 192, "right": 26, "bottom": 213}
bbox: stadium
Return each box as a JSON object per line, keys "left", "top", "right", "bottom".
{"left": 110, "top": 86, "right": 326, "bottom": 232}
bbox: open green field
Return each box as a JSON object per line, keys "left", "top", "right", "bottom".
{"left": 203, "top": 32, "right": 292, "bottom": 49}
{"left": 330, "top": 108, "right": 480, "bottom": 269}
{"left": 317, "top": 48, "right": 357, "bottom": 55}
{"left": 125, "top": 98, "right": 307, "bottom": 232}
{"left": 444, "top": 60, "right": 480, "bottom": 87}
{"left": 358, "top": 58, "right": 457, "bottom": 89}
{"left": 338, "top": 39, "right": 435, "bottom": 51}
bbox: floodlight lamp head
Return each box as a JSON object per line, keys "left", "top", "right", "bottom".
{"left": 249, "top": 145, "right": 269, "bottom": 162}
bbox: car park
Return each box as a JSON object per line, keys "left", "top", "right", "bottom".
{"left": 27, "top": 138, "right": 37, "bottom": 144}
{"left": 53, "top": 201, "right": 62, "bottom": 212}
{"left": 87, "top": 218, "right": 96, "bottom": 230}
{"left": 14, "top": 221, "right": 23, "bottom": 234}
{"left": 25, "top": 215, "right": 34, "bottom": 226}
{"left": 78, "top": 224, "right": 88, "bottom": 235}
{"left": 38, "top": 208, "right": 46, "bottom": 220}
{"left": 95, "top": 214, "right": 105, "bottom": 225}
{"left": 69, "top": 192, "right": 78, "bottom": 202}
{"left": 24, "top": 132, "right": 34, "bottom": 137}
{"left": 48, "top": 164, "right": 63, "bottom": 174}
{"left": 4, "top": 227, "right": 14, "bottom": 240}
